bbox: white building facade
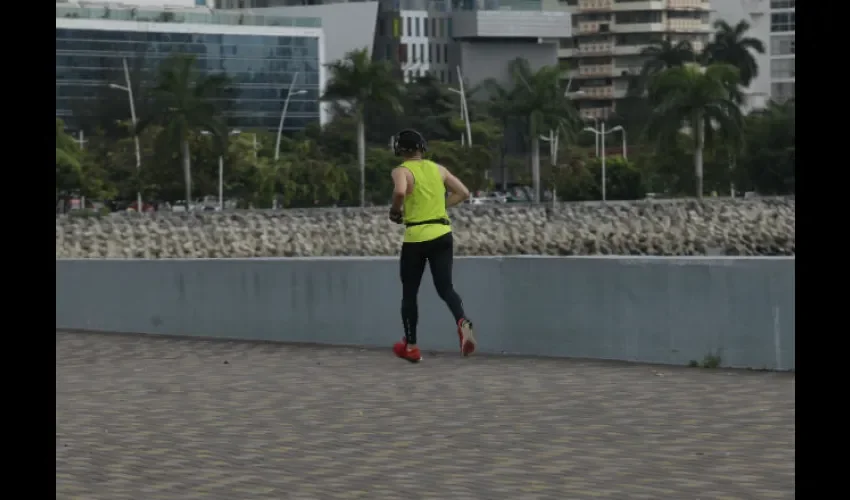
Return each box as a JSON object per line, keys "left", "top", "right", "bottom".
{"left": 710, "top": 0, "right": 794, "bottom": 109}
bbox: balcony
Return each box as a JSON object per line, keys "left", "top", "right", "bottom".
{"left": 579, "top": 64, "right": 614, "bottom": 77}
{"left": 580, "top": 107, "right": 614, "bottom": 120}
{"left": 614, "top": 66, "right": 642, "bottom": 77}
{"left": 666, "top": 20, "right": 711, "bottom": 32}
{"left": 558, "top": 47, "right": 576, "bottom": 58}
{"left": 577, "top": 42, "right": 614, "bottom": 55}
{"left": 612, "top": 1, "right": 663, "bottom": 11}
{"left": 576, "top": 86, "right": 614, "bottom": 99}
{"left": 611, "top": 22, "right": 666, "bottom": 33}
{"left": 612, "top": 44, "right": 643, "bottom": 55}
{"left": 578, "top": 0, "right": 613, "bottom": 12}
{"left": 451, "top": 10, "right": 572, "bottom": 38}
{"left": 667, "top": 0, "right": 711, "bottom": 10}
{"left": 577, "top": 21, "right": 608, "bottom": 34}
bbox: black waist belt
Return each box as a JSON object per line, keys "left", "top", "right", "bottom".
{"left": 404, "top": 218, "right": 450, "bottom": 228}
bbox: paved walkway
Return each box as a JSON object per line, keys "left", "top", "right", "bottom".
{"left": 56, "top": 331, "right": 795, "bottom": 500}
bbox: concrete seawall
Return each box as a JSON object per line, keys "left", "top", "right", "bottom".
{"left": 57, "top": 256, "right": 795, "bottom": 370}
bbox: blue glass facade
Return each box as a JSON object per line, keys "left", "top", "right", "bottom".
{"left": 56, "top": 27, "right": 321, "bottom": 131}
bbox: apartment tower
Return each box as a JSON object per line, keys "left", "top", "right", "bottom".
{"left": 557, "top": 0, "right": 711, "bottom": 121}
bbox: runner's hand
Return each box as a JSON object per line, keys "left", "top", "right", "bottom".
{"left": 389, "top": 208, "right": 403, "bottom": 224}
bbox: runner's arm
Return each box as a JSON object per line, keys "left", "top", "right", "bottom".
{"left": 440, "top": 165, "right": 470, "bottom": 208}
{"left": 390, "top": 167, "right": 408, "bottom": 212}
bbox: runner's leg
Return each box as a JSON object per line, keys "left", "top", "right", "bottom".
{"left": 427, "top": 233, "right": 466, "bottom": 323}
{"left": 427, "top": 233, "right": 476, "bottom": 355}
{"left": 400, "top": 241, "right": 428, "bottom": 346}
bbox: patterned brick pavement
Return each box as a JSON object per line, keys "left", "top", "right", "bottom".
{"left": 56, "top": 331, "right": 795, "bottom": 500}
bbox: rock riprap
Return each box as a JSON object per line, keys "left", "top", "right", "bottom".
{"left": 55, "top": 198, "right": 795, "bottom": 258}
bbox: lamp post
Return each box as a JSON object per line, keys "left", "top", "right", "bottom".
{"left": 538, "top": 88, "right": 585, "bottom": 203}
{"left": 448, "top": 85, "right": 472, "bottom": 147}
{"left": 202, "top": 129, "right": 241, "bottom": 211}
{"left": 275, "top": 72, "right": 307, "bottom": 161}
{"left": 108, "top": 57, "right": 143, "bottom": 212}
{"left": 582, "top": 123, "right": 627, "bottom": 202}
{"left": 455, "top": 66, "right": 473, "bottom": 147}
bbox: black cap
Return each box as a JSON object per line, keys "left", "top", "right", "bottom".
{"left": 392, "top": 129, "right": 428, "bottom": 156}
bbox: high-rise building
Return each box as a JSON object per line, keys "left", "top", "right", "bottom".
{"left": 219, "top": 1, "right": 571, "bottom": 89}
{"left": 556, "top": 0, "right": 712, "bottom": 121}
{"left": 56, "top": 1, "right": 327, "bottom": 131}
{"left": 711, "top": 0, "right": 794, "bottom": 109}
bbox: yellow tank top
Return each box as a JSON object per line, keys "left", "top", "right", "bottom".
{"left": 401, "top": 159, "right": 452, "bottom": 243}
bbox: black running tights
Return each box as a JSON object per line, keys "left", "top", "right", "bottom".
{"left": 399, "top": 232, "right": 466, "bottom": 345}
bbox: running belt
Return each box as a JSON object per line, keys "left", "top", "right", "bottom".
{"left": 404, "top": 218, "right": 450, "bottom": 227}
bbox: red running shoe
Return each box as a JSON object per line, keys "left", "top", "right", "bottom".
{"left": 393, "top": 339, "right": 422, "bottom": 363}
{"left": 457, "top": 319, "right": 476, "bottom": 356}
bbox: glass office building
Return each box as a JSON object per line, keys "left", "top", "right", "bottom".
{"left": 56, "top": 4, "right": 325, "bottom": 131}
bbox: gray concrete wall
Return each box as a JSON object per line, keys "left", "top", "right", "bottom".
{"left": 457, "top": 39, "right": 558, "bottom": 88}
{"left": 56, "top": 257, "right": 795, "bottom": 370}
{"left": 451, "top": 11, "right": 571, "bottom": 39}
{"left": 244, "top": 2, "right": 380, "bottom": 62}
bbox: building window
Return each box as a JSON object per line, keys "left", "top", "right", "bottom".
{"left": 428, "top": 44, "right": 433, "bottom": 63}
{"left": 421, "top": 44, "right": 425, "bottom": 63}
{"left": 424, "top": 18, "right": 429, "bottom": 37}
{"left": 406, "top": 17, "right": 412, "bottom": 36}
{"left": 415, "top": 18, "right": 420, "bottom": 37}
{"left": 439, "top": 19, "right": 445, "bottom": 38}
{"left": 385, "top": 43, "right": 392, "bottom": 61}
{"left": 378, "top": 19, "right": 385, "bottom": 37}
{"left": 440, "top": 70, "right": 445, "bottom": 83}
{"left": 770, "top": 81, "right": 795, "bottom": 99}
{"left": 770, "top": 12, "right": 794, "bottom": 32}
{"left": 443, "top": 44, "right": 448, "bottom": 63}
{"left": 770, "top": 35, "right": 795, "bottom": 55}
{"left": 447, "top": 68, "right": 452, "bottom": 83}
{"left": 399, "top": 44, "right": 408, "bottom": 63}
{"left": 770, "top": 0, "right": 794, "bottom": 9}
{"left": 448, "top": 19, "right": 453, "bottom": 37}
{"left": 435, "top": 43, "right": 441, "bottom": 63}
{"left": 412, "top": 44, "right": 417, "bottom": 62}
{"left": 432, "top": 19, "right": 437, "bottom": 38}
{"left": 770, "top": 58, "right": 795, "bottom": 79}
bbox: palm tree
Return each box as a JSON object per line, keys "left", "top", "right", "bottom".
{"left": 498, "top": 58, "right": 580, "bottom": 202}
{"left": 476, "top": 79, "right": 515, "bottom": 191}
{"left": 56, "top": 118, "right": 81, "bottom": 170}
{"left": 703, "top": 20, "right": 766, "bottom": 88}
{"left": 321, "top": 48, "right": 402, "bottom": 207}
{"left": 645, "top": 63, "right": 744, "bottom": 199}
{"left": 136, "top": 55, "right": 228, "bottom": 206}
{"left": 639, "top": 38, "right": 698, "bottom": 89}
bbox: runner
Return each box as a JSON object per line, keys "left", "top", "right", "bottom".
{"left": 388, "top": 129, "right": 477, "bottom": 363}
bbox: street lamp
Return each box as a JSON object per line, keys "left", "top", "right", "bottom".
{"left": 108, "top": 57, "right": 143, "bottom": 212}
{"left": 201, "top": 129, "right": 241, "bottom": 211}
{"left": 275, "top": 71, "right": 308, "bottom": 161}
{"left": 582, "top": 123, "right": 627, "bottom": 202}
{"left": 448, "top": 86, "right": 472, "bottom": 147}
{"left": 451, "top": 66, "right": 473, "bottom": 147}
{"left": 538, "top": 88, "right": 586, "bottom": 202}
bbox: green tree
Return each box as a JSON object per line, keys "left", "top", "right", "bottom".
{"left": 321, "top": 48, "right": 403, "bottom": 207}
{"left": 499, "top": 58, "right": 581, "bottom": 202}
{"left": 401, "top": 74, "right": 458, "bottom": 141}
{"left": 736, "top": 99, "right": 795, "bottom": 194}
{"left": 56, "top": 118, "right": 81, "bottom": 171}
{"left": 56, "top": 119, "right": 116, "bottom": 206}
{"left": 704, "top": 19, "right": 766, "bottom": 88}
{"left": 645, "top": 63, "right": 744, "bottom": 198}
{"left": 136, "top": 54, "right": 229, "bottom": 205}
{"left": 640, "top": 38, "right": 698, "bottom": 89}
